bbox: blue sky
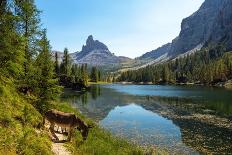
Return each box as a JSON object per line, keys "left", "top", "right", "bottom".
{"left": 36, "top": 0, "right": 204, "bottom": 58}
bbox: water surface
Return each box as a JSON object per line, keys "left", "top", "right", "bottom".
{"left": 61, "top": 84, "right": 232, "bottom": 154}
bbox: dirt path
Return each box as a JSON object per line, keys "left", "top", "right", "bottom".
{"left": 43, "top": 121, "right": 72, "bottom": 155}
{"left": 52, "top": 142, "right": 71, "bottom": 155}
{"left": 51, "top": 131, "right": 72, "bottom": 155}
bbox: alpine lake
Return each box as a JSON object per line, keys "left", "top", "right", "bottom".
{"left": 61, "top": 84, "right": 232, "bottom": 154}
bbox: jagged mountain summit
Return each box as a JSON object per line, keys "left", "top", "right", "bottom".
{"left": 139, "top": 0, "right": 232, "bottom": 63}
{"left": 52, "top": 35, "right": 132, "bottom": 67}
{"left": 71, "top": 35, "right": 131, "bottom": 66}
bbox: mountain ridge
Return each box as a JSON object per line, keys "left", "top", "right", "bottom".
{"left": 139, "top": 0, "right": 232, "bottom": 63}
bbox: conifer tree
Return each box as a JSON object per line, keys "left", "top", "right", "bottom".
{"left": 90, "top": 67, "right": 98, "bottom": 82}
{"left": 98, "top": 70, "right": 101, "bottom": 81}
{"left": 60, "top": 48, "right": 71, "bottom": 76}
{"left": 15, "top": 0, "right": 41, "bottom": 72}
{"left": 80, "top": 64, "right": 88, "bottom": 86}
{"left": 35, "top": 30, "right": 62, "bottom": 112}
{"left": 55, "top": 52, "right": 60, "bottom": 76}
{"left": 0, "top": 0, "right": 24, "bottom": 78}
{"left": 14, "top": 0, "right": 43, "bottom": 94}
{"left": 162, "top": 65, "right": 170, "bottom": 83}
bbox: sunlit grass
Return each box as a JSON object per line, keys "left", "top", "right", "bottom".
{"left": 0, "top": 76, "right": 52, "bottom": 155}
{"left": 88, "top": 81, "right": 112, "bottom": 85}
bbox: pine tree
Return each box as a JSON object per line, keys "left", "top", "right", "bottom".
{"left": 60, "top": 48, "right": 71, "bottom": 76}
{"left": 98, "top": 70, "right": 101, "bottom": 81}
{"left": 15, "top": 0, "right": 41, "bottom": 73}
{"left": 0, "top": 0, "right": 24, "bottom": 78}
{"left": 55, "top": 52, "right": 60, "bottom": 76}
{"left": 90, "top": 67, "right": 98, "bottom": 82}
{"left": 34, "top": 30, "right": 62, "bottom": 113}
{"left": 162, "top": 65, "right": 170, "bottom": 83}
{"left": 14, "top": 0, "right": 43, "bottom": 94}
{"left": 80, "top": 64, "right": 88, "bottom": 86}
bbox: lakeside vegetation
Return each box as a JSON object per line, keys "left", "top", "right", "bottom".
{"left": 118, "top": 45, "right": 232, "bottom": 87}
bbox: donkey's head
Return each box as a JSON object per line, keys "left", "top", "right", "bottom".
{"left": 75, "top": 116, "right": 90, "bottom": 140}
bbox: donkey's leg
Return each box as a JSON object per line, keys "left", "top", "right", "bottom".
{"left": 57, "top": 126, "right": 62, "bottom": 133}
{"left": 67, "top": 127, "right": 73, "bottom": 142}
{"left": 61, "top": 127, "right": 65, "bottom": 133}
{"left": 50, "top": 123, "right": 59, "bottom": 141}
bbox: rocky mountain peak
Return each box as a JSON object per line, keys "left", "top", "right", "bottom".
{"left": 81, "top": 35, "right": 108, "bottom": 55}
{"left": 69, "top": 35, "right": 131, "bottom": 66}
{"left": 86, "top": 35, "right": 94, "bottom": 44}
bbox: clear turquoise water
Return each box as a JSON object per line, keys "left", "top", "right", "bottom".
{"left": 62, "top": 84, "right": 232, "bottom": 154}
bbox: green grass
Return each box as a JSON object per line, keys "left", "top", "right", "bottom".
{"left": 0, "top": 76, "right": 53, "bottom": 155}
{"left": 88, "top": 81, "right": 112, "bottom": 85}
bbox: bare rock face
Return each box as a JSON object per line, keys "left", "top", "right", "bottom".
{"left": 139, "top": 43, "right": 172, "bottom": 60}
{"left": 139, "top": 0, "right": 232, "bottom": 61}
{"left": 77, "top": 35, "right": 109, "bottom": 60}
{"left": 170, "top": 0, "right": 222, "bottom": 56}
{"left": 71, "top": 35, "right": 131, "bottom": 66}
{"left": 208, "top": 0, "right": 232, "bottom": 50}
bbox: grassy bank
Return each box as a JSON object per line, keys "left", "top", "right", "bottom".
{"left": 88, "top": 81, "right": 112, "bottom": 85}
{"left": 0, "top": 76, "right": 52, "bottom": 155}
{"left": 0, "top": 76, "right": 166, "bottom": 155}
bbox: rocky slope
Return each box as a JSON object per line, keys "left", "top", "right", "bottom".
{"left": 53, "top": 35, "right": 132, "bottom": 67}
{"left": 139, "top": 0, "right": 232, "bottom": 62}
{"left": 72, "top": 35, "right": 132, "bottom": 66}
{"left": 139, "top": 43, "right": 171, "bottom": 60}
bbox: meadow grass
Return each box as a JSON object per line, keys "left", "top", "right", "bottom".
{"left": 0, "top": 76, "right": 53, "bottom": 155}
{"left": 88, "top": 81, "right": 112, "bottom": 85}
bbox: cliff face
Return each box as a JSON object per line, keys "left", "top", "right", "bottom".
{"left": 140, "top": 43, "right": 171, "bottom": 60}
{"left": 208, "top": 0, "right": 232, "bottom": 50}
{"left": 139, "top": 0, "right": 232, "bottom": 61}
{"left": 170, "top": 0, "right": 223, "bottom": 56}
{"left": 71, "top": 35, "right": 132, "bottom": 66}
{"left": 76, "top": 35, "right": 109, "bottom": 60}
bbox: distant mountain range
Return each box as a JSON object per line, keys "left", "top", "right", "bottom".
{"left": 139, "top": 0, "right": 232, "bottom": 62}
{"left": 53, "top": 0, "right": 232, "bottom": 70}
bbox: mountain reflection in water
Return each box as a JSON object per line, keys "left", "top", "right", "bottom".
{"left": 61, "top": 84, "right": 232, "bottom": 154}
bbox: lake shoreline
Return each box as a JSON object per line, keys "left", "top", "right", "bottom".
{"left": 115, "top": 80, "right": 232, "bottom": 89}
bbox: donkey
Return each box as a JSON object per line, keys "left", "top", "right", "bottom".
{"left": 44, "top": 109, "right": 90, "bottom": 141}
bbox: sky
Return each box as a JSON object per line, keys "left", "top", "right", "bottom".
{"left": 36, "top": 0, "right": 204, "bottom": 58}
